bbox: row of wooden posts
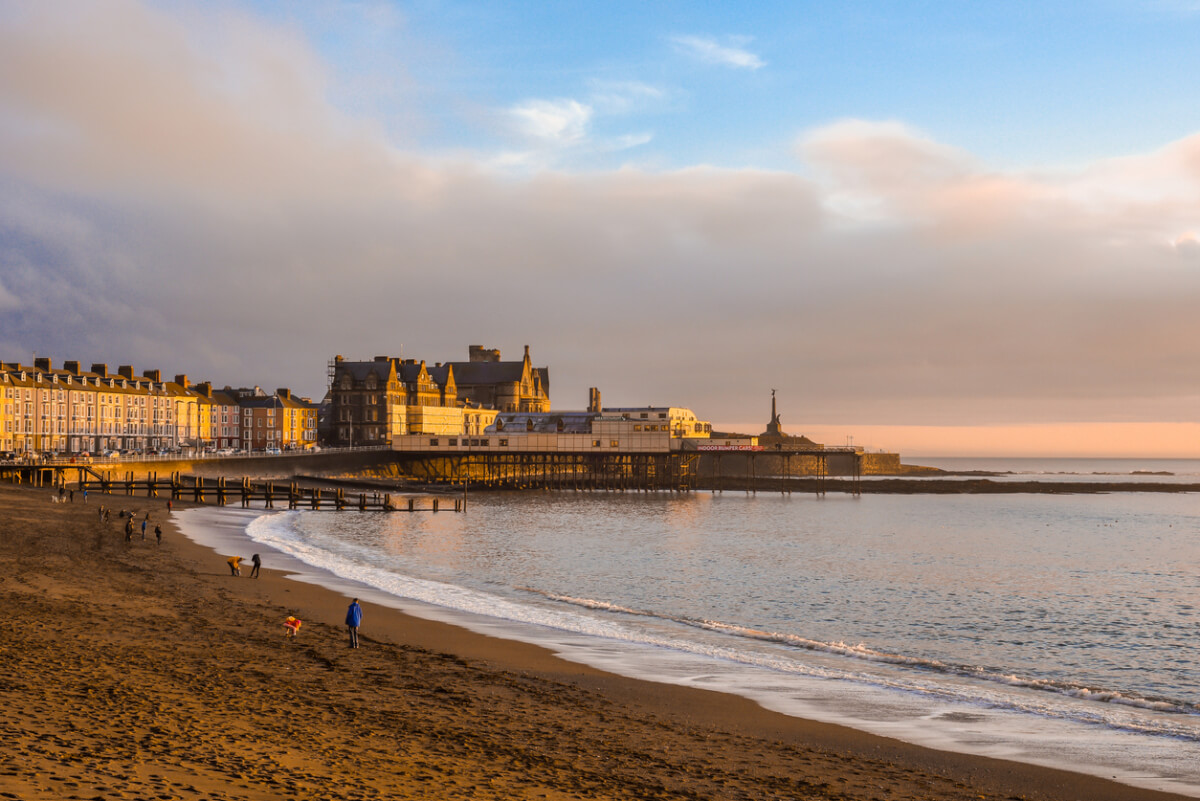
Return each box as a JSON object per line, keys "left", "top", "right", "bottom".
{"left": 72, "top": 470, "right": 463, "bottom": 513}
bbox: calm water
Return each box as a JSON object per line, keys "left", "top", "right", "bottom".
{"left": 177, "top": 459, "right": 1200, "bottom": 796}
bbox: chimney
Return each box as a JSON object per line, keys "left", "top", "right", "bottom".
{"left": 195, "top": 382, "right": 213, "bottom": 398}
{"left": 91, "top": 363, "right": 108, "bottom": 377}
{"left": 144, "top": 369, "right": 161, "bottom": 382}
{"left": 63, "top": 360, "right": 81, "bottom": 374}
{"left": 374, "top": 356, "right": 388, "bottom": 362}
{"left": 469, "top": 345, "right": 500, "bottom": 363}
{"left": 34, "top": 357, "right": 51, "bottom": 371}
{"left": 588, "top": 387, "right": 602, "bottom": 414}
{"left": 277, "top": 388, "right": 292, "bottom": 400}
{"left": 118, "top": 365, "right": 134, "bottom": 379}
{"left": 174, "top": 374, "right": 188, "bottom": 388}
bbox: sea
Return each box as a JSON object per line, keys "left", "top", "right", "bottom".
{"left": 175, "top": 457, "right": 1200, "bottom": 797}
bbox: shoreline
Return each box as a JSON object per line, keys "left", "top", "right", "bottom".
{"left": 2, "top": 482, "right": 1194, "bottom": 801}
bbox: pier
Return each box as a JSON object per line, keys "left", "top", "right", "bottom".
{"left": 1, "top": 464, "right": 461, "bottom": 512}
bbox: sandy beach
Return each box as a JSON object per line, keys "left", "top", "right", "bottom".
{"left": 1, "top": 482, "right": 1192, "bottom": 801}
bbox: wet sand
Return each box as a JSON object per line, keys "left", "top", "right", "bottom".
{"left": 1, "top": 483, "right": 1191, "bottom": 801}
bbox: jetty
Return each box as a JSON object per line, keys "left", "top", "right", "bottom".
{"left": 2, "top": 463, "right": 461, "bottom": 512}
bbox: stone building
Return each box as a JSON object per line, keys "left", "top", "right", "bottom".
{"left": 327, "top": 345, "right": 549, "bottom": 446}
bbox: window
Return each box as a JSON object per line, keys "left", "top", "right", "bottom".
{"left": 448, "top": 438, "right": 457, "bottom": 446}
{"left": 429, "top": 438, "right": 439, "bottom": 446}
{"left": 633, "top": 424, "right": 641, "bottom": 431}
{"left": 592, "top": 439, "right": 601, "bottom": 447}
{"left": 499, "top": 438, "right": 508, "bottom": 446}
{"left": 610, "top": 440, "right": 619, "bottom": 447}
{"left": 480, "top": 439, "right": 489, "bottom": 446}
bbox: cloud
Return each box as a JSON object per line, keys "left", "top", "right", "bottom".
{"left": 0, "top": 277, "right": 19, "bottom": 310}
{"left": 586, "top": 80, "right": 667, "bottom": 115}
{"left": 5, "top": 1, "right": 1200, "bottom": 444}
{"left": 670, "top": 35, "right": 765, "bottom": 70}
{"left": 1175, "top": 232, "right": 1200, "bottom": 257}
{"left": 508, "top": 98, "right": 593, "bottom": 145}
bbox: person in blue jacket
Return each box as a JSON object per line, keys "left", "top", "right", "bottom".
{"left": 345, "top": 598, "right": 363, "bottom": 649}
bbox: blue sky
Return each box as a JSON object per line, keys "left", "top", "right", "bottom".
{"left": 261, "top": 1, "right": 1200, "bottom": 171}
{"left": 2, "top": 1, "right": 1200, "bottom": 455}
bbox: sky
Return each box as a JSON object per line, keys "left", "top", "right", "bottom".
{"left": 1, "top": 1, "right": 1199, "bottom": 457}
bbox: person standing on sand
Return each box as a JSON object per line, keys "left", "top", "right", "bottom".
{"left": 82, "top": 488, "right": 87, "bottom": 504}
{"left": 227, "top": 556, "right": 242, "bottom": 576}
{"left": 250, "top": 553, "right": 261, "bottom": 578}
{"left": 140, "top": 519, "right": 147, "bottom": 541}
{"left": 167, "top": 499, "right": 172, "bottom": 513}
{"left": 154, "top": 524, "right": 162, "bottom": 546}
{"left": 124, "top": 518, "right": 133, "bottom": 542}
{"left": 346, "top": 598, "right": 363, "bottom": 649}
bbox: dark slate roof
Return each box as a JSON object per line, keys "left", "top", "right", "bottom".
{"left": 337, "top": 360, "right": 395, "bottom": 383}
{"left": 447, "top": 360, "right": 526, "bottom": 385}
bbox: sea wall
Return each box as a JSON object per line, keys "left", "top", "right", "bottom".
{"left": 695, "top": 451, "right": 906, "bottom": 477}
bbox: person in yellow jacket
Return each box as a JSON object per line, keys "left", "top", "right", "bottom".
{"left": 283, "top": 616, "right": 302, "bottom": 637}
{"left": 227, "top": 556, "right": 242, "bottom": 576}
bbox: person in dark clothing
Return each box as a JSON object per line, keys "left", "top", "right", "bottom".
{"left": 155, "top": 524, "right": 162, "bottom": 546}
{"left": 124, "top": 518, "right": 133, "bottom": 542}
{"left": 140, "top": 519, "right": 147, "bottom": 540}
{"left": 250, "top": 553, "right": 261, "bottom": 578}
{"left": 345, "top": 599, "right": 363, "bottom": 648}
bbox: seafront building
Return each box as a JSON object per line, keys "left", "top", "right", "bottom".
{"left": 0, "top": 359, "right": 317, "bottom": 457}
{"left": 327, "top": 345, "right": 549, "bottom": 447}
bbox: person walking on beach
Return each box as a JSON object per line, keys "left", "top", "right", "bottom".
{"left": 167, "top": 499, "right": 173, "bottom": 513}
{"left": 140, "top": 518, "right": 147, "bottom": 541}
{"left": 346, "top": 598, "right": 363, "bottom": 649}
{"left": 82, "top": 488, "right": 87, "bottom": 504}
{"left": 250, "top": 553, "right": 261, "bottom": 579}
{"left": 227, "top": 555, "right": 242, "bottom": 576}
{"left": 154, "top": 524, "right": 162, "bottom": 546}
{"left": 124, "top": 518, "right": 133, "bottom": 542}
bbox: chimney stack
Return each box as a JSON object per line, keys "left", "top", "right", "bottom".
{"left": 91, "top": 363, "right": 108, "bottom": 377}
{"left": 174, "top": 374, "right": 188, "bottom": 388}
{"left": 34, "top": 357, "right": 51, "bottom": 371}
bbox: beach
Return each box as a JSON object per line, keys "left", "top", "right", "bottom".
{"left": 0, "top": 483, "right": 1191, "bottom": 801}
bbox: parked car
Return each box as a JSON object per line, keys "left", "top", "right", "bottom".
{"left": 263, "top": 447, "right": 282, "bottom": 455}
